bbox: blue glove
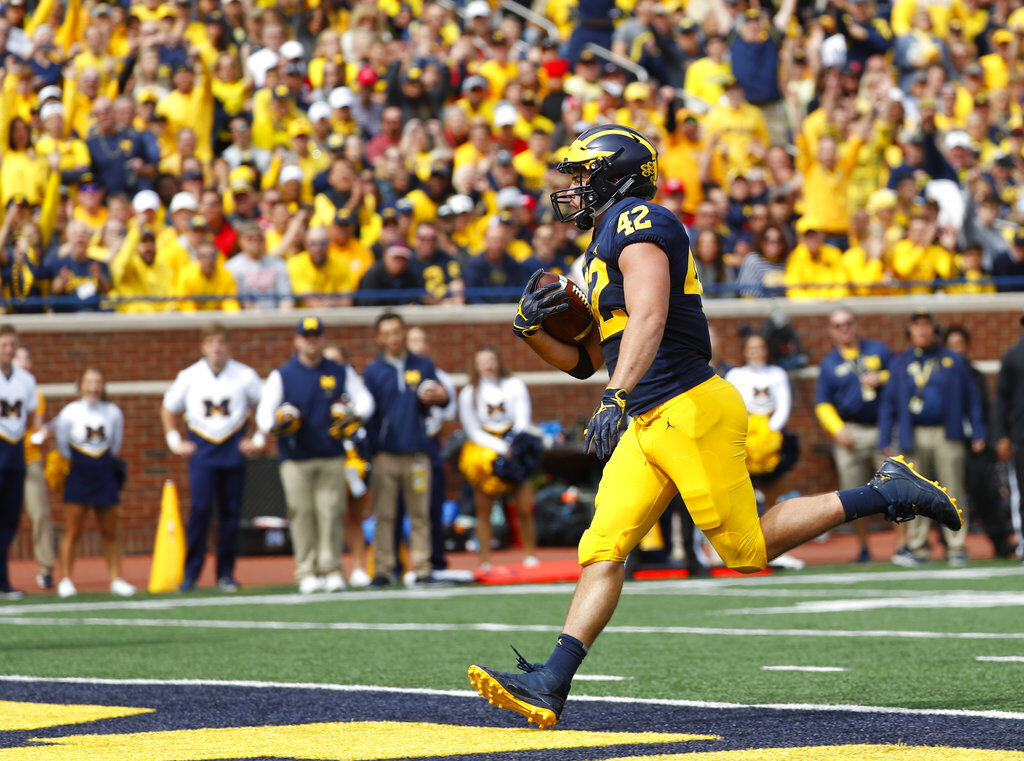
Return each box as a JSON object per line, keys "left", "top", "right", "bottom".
{"left": 512, "top": 268, "right": 570, "bottom": 339}
{"left": 583, "top": 387, "right": 629, "bottom": 460}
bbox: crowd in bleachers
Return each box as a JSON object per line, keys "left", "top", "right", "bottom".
{"left": 1, "top": 0, "right": 1024, "bottom": 311}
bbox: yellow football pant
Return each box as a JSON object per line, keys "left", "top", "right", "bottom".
{"left": 579, "top": 375, "right": 767, "bottom": 573}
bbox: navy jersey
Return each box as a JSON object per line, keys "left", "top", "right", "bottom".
{"left": 414, "top": 253, "right": 462, "bottom": 301}
{"left": 584, "top": 196, "right": 714, "bottom": 416}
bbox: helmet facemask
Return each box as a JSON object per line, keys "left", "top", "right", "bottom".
{"left": 551, "top": 149, "right": 636, "bottom": 231}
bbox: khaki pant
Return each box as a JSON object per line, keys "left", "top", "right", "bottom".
{"left": 833, "top": 423, "right": 884, "bottom": 491}
{"left": 24, "top": 459, "right": 54, "bottom": 575}
{"left": 279, "top": 457, "right": 346, "bottom": 581}
{"left": 901, "top": 426, "right": 967, "bottom": 557}
{"left": 372, "top": 452, "right": 431, "bottom": 578}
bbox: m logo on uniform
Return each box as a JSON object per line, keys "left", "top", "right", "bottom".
{"left": 0, "top": 399, "right": 23, "bottom": 418}
{"left": 204, "top": 398, "right": 232, "bottom": 417}
{"left": 85, "top": 425, "right": 106, "bottom": 441}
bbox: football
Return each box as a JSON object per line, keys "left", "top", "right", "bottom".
{"left": 534, "top": 272, "right": 595, "bottom": 344}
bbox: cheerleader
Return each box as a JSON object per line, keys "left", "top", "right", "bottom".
{"left": 55, "top": 368, "right": 135, "bottom": 598}
{"left": 458, "top": 346, "right": 538, "bottom": 569}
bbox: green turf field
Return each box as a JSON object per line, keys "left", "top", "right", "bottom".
{"left": 3, "top": 562, "right": 1024, "bottom": 714}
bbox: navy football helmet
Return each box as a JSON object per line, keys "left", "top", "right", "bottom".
{"left": 550, "top": 124, "right": 659, "bottom": 231}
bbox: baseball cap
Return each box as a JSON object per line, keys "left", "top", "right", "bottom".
{"left": 662, "top": 178, "right": 685, "bottom": 194}
{"left": 964, "top": 63, "right": 984, "bottom": 77}
{"left": 39, "top": 102, "right": 63, "bottom": 121}
{"left": 601, "top": 80, "right": 624, "bottom": 98}
{"left": 38, "top": 85, "right": 61, "bottom": 102}
{"left": 329, "top": 86, "right": 354, "bottom": 109}
{"left": 272, "top": 84, "right": 291, "bottom": 101}
{"left": 404, "top": 67, "right": 423, "bottom": 83}
{"left": 944, "top": 130, "right": 972, "bottom": 151}
{"left": 993, "top": 29, "right": 1013, "bottom": 45}
{"left": 79, "top": 172, "right": 99, "bottom": 192}
{"left": 307, "top": 101, "right": 331, "bottom": 123}
{"left": 182, "top": 168, "right": 203, "bottom": 182}
{"left": 494, "top": 103, "right": 518, "bottom": 127}
{"left": 169, "top": 192, "right": 198, "bottom": 214}
{"left": 465, "top": 0, "right": 490, "bottom": 18}
{"left": 795, "top": 217, "right": 821, "bottom": 234}
{"left": 462, "top": 75, "right": 487, "bottom": 93}
{"left": 132, "top": 189, "right": 161, "bottom": 213}
{"left": 578, "top": 49, "right": 598, "bottom": 64}
{"left": 395, "top": 198, "right": 414, "bottom": 215}
{"left": 356, "top": 65, "right": 378, "bottom": 86}
{"left": 385, "top": 243, "right": 412, "bottom": 258}
{"left": 188, "top": 214, "right": 209, "bottom": 230}
{"left": 865, "top": 188, "right": 897, "bottom": 214}
{"left": 543, "top": 58, "right": 569, "bottom": 79}
{"left": 287, "top": 120, "right": 312, "bottom": 138}
{"left": 296, "top": 316, "right": 323, "bottom": 336}
{"left": 279, "top": 164, "right": 304, "bottom": 184}
{"left": 496, "top": 186, "right": 523, "bottom": 209}
{"left": 326, "top": 133, "right": 345, "bottom": 152}
{"left": 494, "top": 148, "right": 514, "bottom": 166}
{"left": 280, "top": 40, "right": 305, "bottom": 60}
{"left": 448, "top": 194, "right": 474, "bottom": 215}
{"left": 625, "top": 81, "right": 651, "bottom": 102}
{"left": 333, "top": 208, "right": 356, "bottom": 226}
{"left": 908, "top": 308, "right": 935, "bottom": 325}
{"left": 380, "top": 206, "right": 399, "bottom": 223}
{"left": 230, "top": 177, "right": 254, "bottom": 194}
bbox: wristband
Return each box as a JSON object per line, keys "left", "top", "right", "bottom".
{"left": 567, "top": 344, "right": 595, "bottom": 380}
{"left": 250, "top": 431, "right": 266, "bottom": 450}
{"left": 165, "top": 430, "right": 183, "bottom": 451}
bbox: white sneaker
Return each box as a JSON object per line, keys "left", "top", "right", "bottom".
{"left": 110, "top": 578, "right": 136, "bottom": 597}
{"left": 57, "top": 577, "right": 77, "bottom": 598}
{"left": 323, "top": 572, "right": 346, "bottom": 592}
{"left": 768, "top": 552, "right": 805, "bottom": 571}
{"left": 522, "top": 555, "right": 540, "bottom": 568}
{"left": 298, "top": 576, "right": 324, "bottom": 594}
{"left": 348, "top": 567, "right": 372, "bottom": 588}
{"left": 402, "top": 570, "right": 418, "bottom": 587}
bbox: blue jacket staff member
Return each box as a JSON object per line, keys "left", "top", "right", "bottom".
{"left": 161, "top": 322, "right": 264, "bottom": 592}
{"left": 0, "top": 325, "right": 42, "bottom": 600}
{"left": 467, "top": 124, "right": 963, "bottom": 730}
{"left": 878, "top": 309, "right": 986, "bottom": 567}
{"left": 814, "top": 308, "right": 891, "bottom": 563}
{"left": 256, "top": 317, "right": 374, "bottom": 594}
{"left": 363, "top": 312, "right": 450, "bottom": 586}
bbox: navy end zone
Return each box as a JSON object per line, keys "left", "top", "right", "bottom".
{"left": 1, "top": 679, "right": 1022, "bottom": 759}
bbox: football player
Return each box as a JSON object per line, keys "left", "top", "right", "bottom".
{"left": 468, "top": 124, "right": 965, "bottom": 728}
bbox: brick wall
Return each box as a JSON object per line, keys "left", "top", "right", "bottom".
{"left": 8, "top": 300, "right": 1022, "bottom": 559}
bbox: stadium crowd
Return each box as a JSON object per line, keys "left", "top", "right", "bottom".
{"left": 1, "top": 0, "right": 1024, "bottom": 309}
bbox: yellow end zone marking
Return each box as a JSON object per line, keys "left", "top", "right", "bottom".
{"left": 600, "top": 746, "right": 1024, "bottom": 760}
{"left": 0, "top": 701, "right": 153, "bottom": 731}
{"left": 0, "top": 722, "right": 719, "bottom": 761}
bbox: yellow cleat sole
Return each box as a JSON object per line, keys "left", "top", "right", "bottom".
{"left": 891, "top": 454, "right": 963, "bottom": 528}
{"left": 467, "top": 665, "right": 559, "bottom": 729}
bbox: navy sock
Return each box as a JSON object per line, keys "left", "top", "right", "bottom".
{"left": 837, "top": 486, "right": 889, "bottom": 522}
{"left": 544, "top": 633, "right": 588, "bottom": 684}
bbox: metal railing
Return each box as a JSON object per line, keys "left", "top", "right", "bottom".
{"left": 583, "top": 42, "right": 649, "bottom": 82}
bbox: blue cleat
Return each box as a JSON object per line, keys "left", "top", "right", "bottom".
{"left": 468, "top": 647, "right": 570, "bottom": 729}
{"left": 868, "top": 455, "right": 963, "bottom": 531}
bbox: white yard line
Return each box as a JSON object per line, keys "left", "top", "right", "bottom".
{"left": 762, "top": 666, "right": 848, "bottom": 672}
{"left": 724, "top": 591, "right": 1024, "bottom": 615}
{"left": 573, "top": 675, "right": 634, "bottom": 681}
{"left": 2, "top": 565, "right": 1022, "bottom": 617}
{"left": 976, "top": 656, "right": 1024, "bottom": 663}
{"left": 0, "top": 674, "right": 1021, "bottom": 722}
{"left": 1, "top": 615, "right": 1023, "bottom": 640}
